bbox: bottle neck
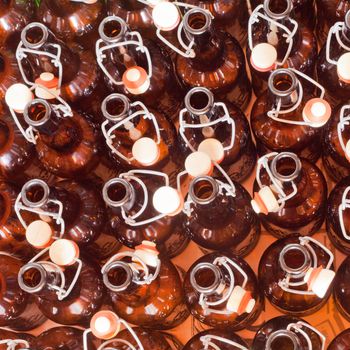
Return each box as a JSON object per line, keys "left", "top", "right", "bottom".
{"left": 266, "top": 330, "right": 301, "bottom": 350}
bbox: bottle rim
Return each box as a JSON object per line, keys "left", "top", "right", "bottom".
{"left": 21, "top": 22, "right": 49, "bottom": 49}
{"left": 279, "top": 243, "right": 312, "bottom": 276}
{"left": 266, "top": 329, "right": 300, "bottom": 350}
{"left": 102, "top": 178, "right": 134, "bottom": 208}
{"left": 190, "top": 262, "right": 222, "bottom": 294}
{"left": 18, "top": 262, "right": 47, "bottom": 294}
{"left": 263, "top": 0, "right": 293, "bottom": 20}
{"left": 98, "top": 16, "right": 128, "bottom": 43}
{"left": 20, "top": 179, "right": 50, "bottom": 208}
{"left": 183, "top": 8, "right": 212, "bottom": 36}
{"left": 102, "top": 261, "right": 133, "bottom": 292}
{"left": 184, "top": 87, "right": 214, "bottom": 116}
{"left": 268, "top": 69, "right": 298, "bottom": 98}
{"left": 270, "top": 152, "right": 301, "bottom": 183}
{"left": 102, "top": 93, "right": 130, "bottom": 122}
{"left": 189, "top": 176, "right": 219, "bottom": 205}
{"left": 23, "top": 99, "right": 52, "bottom": 128}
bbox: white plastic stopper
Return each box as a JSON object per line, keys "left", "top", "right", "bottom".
{"left": 25, "top": 220, "right": 53, "bottom": 249}
{"left": 337, "top": 52, "right": 350, "bottom": 83}
{"left": 49, "top": 239, "right": 79, "bottom": 266}
{"left": 251, "top": 186, "right": 279, "bottom": 215}
{"left": 152, "top": 186, "right": 182, "bottom": 215}
{"left": 90, "top": 311, "right": 120, "bottom": 340}
{"left": 122, "top": 66, "right": 150, "bottom": 95}
{"left": 226, "top": 285, "right": 255, "bottom": 315}
{"left": 302, "top": 98, "right": 331, "bottom": 127}
{"left": 185, "top": 152, "right": 213, "bottom": 177}
{"left": 198, "top": 138, "right": 225, "bottom": 163}
{"left": 250, "top": 43, "right": 277, "bottom": 72}
{"left": 304, "top": 267, "right": 335, "bottom": 298}
{"left": 134, "top": 241, "right": 159, "bottom": 268}
{"left": 5, "top": 84, "right": 33, "bottom": 113}
{"left": 132, "top": 137, "right": 160, "bottom": 165}
{"left": 152, "top": 2, "right": 180, "bottom": 31}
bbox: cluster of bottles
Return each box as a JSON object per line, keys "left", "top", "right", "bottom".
{"left": 0, "top": 0, "right": 350, "bottom": 348}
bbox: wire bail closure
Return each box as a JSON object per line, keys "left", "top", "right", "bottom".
{"left": 0, "top": 338, "right": 30, "bottom": 350}
{"left": 337, "top": 105, "right": 350, "bottom": 161}
{"left": 338, "top": 185, "right": 350, "bottom": 240}
{"left": 96, "top": 16, "right": 153, "bottom": 86}
{"left": 278, "top": 236, "right": 335, "bottom": 298}
{"left": 200, "top": 335, "right": 248, "bottom": 350}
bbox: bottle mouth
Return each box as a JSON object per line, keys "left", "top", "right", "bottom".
{"left": 263, "top": 0, "right": 292, "bottom": 20}
{"left": 185, "top": 87, "right": 214, "bottom": 116}
{"left": 21, "top": 22, "right": 49, "bottom": 49}
{"left": 183, "top": 8, "right": 212, "bottom": 36}
{"left": 189, "top": 176, "right": 219, "bottom": 205}
{"left": 279, "top": 243, "right": 311, "bottom": 276}
{"left": 101, "top": 93, "right": 130, "bottom": 121}
{"left": 99, "top": 16, "right": 127, "bottom": 43}
{"left": 21, "top": 179, "right": 50, "bottom": 208}
{"left": 190, "top": 262, "right": 223, "bottom": 294}
{"left": 102, "top": 178, "right": 134, "bottom": 208}
{"left": 23, "top": 99, "right": 51, "bottom": 128}
{"left": 18, "top": 263, "right": 47, "bottom": 293}
{"left": 270, "top": 152, "right": 301, "bottom": 183}
{"left": 266, "top": 330, "right": 300, "bottom": 350}
{"left": 103, "top": 261, "right": 133, "bottom": 292}
{"left": 268, "top": 69, "right": 298, "bottom": 98}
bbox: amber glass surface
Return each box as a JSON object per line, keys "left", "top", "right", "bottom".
{"left": 106, "top": 174, "right": 189, "bottom": 258}
{"left": 107, "top": 256, "right": 189, "bottom": 330}
{"left": 182, "top": 0, "right": 249, "bottom": 45}
{"left": 0, "top": 0, "right": 34, "bottom": 50}
{"left": 253, "top": 157, "right": 327, "bottom": 237}
{"left": 0, "top": 328, "right": 35, "bottom": 349}
{"left": 184, "top": 252, "right": 263, "bottom": 330}
{"left": 247, "top": 14, "right": 317, "bottom": 96}
{"left": 0, "top": 254, "right": 46, "bottom": 331}
{"left": 0, "top": 180, "right": 35, "bottom": 260}
{"left": 34, "top": 326, "right": 94, "bottom": 350}
{"left": 184, "top": 178, "right": 260, "bottom": 256}
{"left": 259, "top": 234, "right": 334, "bottom": 315}
{"left": 323, "top": 105, "right": 350, "bottom": 181}
{"left": 326, "top": 176, "right": 350, "bottom": 254}
{"left": 36, "top": 0, "right": 105, "bottom": 49}
{"left": 252, "top": 316, "right": 323, "bottom": 349}
{"left": 334, "top": 255, "right": 350, "bottom": 322}
{"left": 179, "top": 97, "right": 257, "bottom": 182}
{"left": 251, "top": 83, "right": 323, "bottom": 163}
{"left": 33, "top": 108, "right": 100, "bottom": 179}
{"left": 328, "top": 328, "right": 350, "bottom": 349}
{"left": 24, "top": 257, "right": 105, "bottom": 326}
{"left": 176, "top": 19, "right": 251, "bottom": 111}
{"left": 183, "top": 328, "right": 249, "bottom": 350}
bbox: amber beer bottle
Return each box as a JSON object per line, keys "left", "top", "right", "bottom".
{"left": 96, "top": 16, "right": 185, "bottom": 122}
{"left": 178, "top": 87, "right": 257, "bottom": 183}
{"left": 247, "top": 0, "right": 317, "bottom": 96}
{"left": 251, "top": 152, "right": 327, "bottom": 237}
{"left": 36, "top": 0, "right": 105, "bottom": 50}
{"left": 182, "top": 175, "right": 260, "bottom": 256}
{"left": 0, "top": 328, "right": 35, "bottom": 350}
{"left": 252, "top": 316, "right": 326, "bottom": 350}
{"left": 183, "top": 328, "right": 249, "bottom": 350}
{"left": 323, "top": 104, "right": 350, "bottom": 181}
{"left": 18, "top": 239, "right": 105, "bottom": 326}
{"left": 102, "top": 171, "right": 188, "bottom": 258}
{"left": 101, "top": 241, "right": 189, "bottom": 329}
{"left": 259, "top": 234, "right": 335, "bottom": 315}
{"left": 84, "top": 310, "right": 181, "bottom": 350}
{"left": 328, "top": 329, "right": 350, "bottom": 349}
{"left": 101, "top": 93, "right": 182, "bottom": 180}
{"left": 251, "top": 68, "right": 331, "bottom": 163}
{"left": 0, "top": 253, "right": 46, "bottom": 331}
{"left": 317, "top": 11, "right": 350, "bottom": 108}
{"left": 183, "top": 252, "right": 263, "bottom": 330}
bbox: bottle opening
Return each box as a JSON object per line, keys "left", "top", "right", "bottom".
{"left": 189, "top": 176, "right": 219, "bottom": 204}
{"left": 102, "top": 178, "right": 133, "bottom": 208}
{"left": 266, "top": 330, "right": 299, "bottom": 350}
{"left": 270, "top": 152, "right": 301, "bottom": 183}
{"left": 103, "top": 261, "right": 133, "bottom": 291}
{"left": 269, "top": 69, "right": 298, "bottom": 98}
{"left": 183, "top": 9, "right": 212, "bottom": 36}
{"left": 102, "top": 94, "right": 130, "bottom": 121}
{"left": 21, "top": 179, "right": 50, "bottom": 208}
{"left": 99, "top": 16, "right": 126, "bottom": 43}
{"left": 279, "top": 244, "right": 311, "bottom": 275}
{"left": 24, "top": 99, "right": 51, "bottom": 127}
{"left": 263, "top": 0, "right": 292, "bottom": 19}
{"left": 190, "top": 262, "right": 222, "bottom": 294}
{"left": 18, "top": 263, "right": 46, "bottom": 293}
{"left": 21, "top": 22, "right": 49, "bottom": 49}
{"left": 185, "top": 87, "right": 214, "bottom": 115}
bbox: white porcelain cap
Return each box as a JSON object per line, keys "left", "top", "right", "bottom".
{"left": 152, "top": 1, "right": 180, "bottom": 31}
{"left": 26, "top": 220, "right": 53, "bottom": 249}
{"left": 251, "top": 186, "right": 279, "bottom": 215}
{"left": 226, "top": 285, "right": 255, "bottom": 315}
{"left": 5, "top": 83, "right": 33, "bottom": 113}
{"left": 132, "top": 137, "right": 160, "bottom": 166}
{"left": 134, "top": 241, "right": 159, "bottom": 268}
{"left": 198, "top": 138, "right": 225, "bottom": 163}
{"left": 90, "top": 311, "right": 120, "bottom": 340}
{"left": 304, "top": 266, "right": 335, "bottom": 298}
{"left": 35, "top": 72, "right": 60, "bottom": 100}
{"left": 153, "top": 186, "right": 182, "bottom": 215}
{"left": 122, "top": 66, "right": 150, "bottom": 95}
{"left": 250, "top": 43, "right": 277, "bottom": 72}
{"left": 49, "top": 239, "right": 79, "bottom": 266}
{"left": 185, "top": 151, "right": 213, "bottom": 177}
{"left": 337, "top": 52, "right": 350, "bottom": 83}
{"left": 302, "top": 98, "right": 331, "bottom": 127}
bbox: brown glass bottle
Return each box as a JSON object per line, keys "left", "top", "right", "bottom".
{"left": 182, "top": 0, "right": 249, "bottom": 46}
{"left": 23, "top": 99, "right": 100, "bottom": 179}
{"left": 0, "top": 328, "right": 35, "bottom": 350}
{"left": 18, "top": 253, "right": 105, "bottom": 326}
{"left": 328, "top": 328, "right": 350, "bottom": 349}
{"left": 97, "top": 16, "right": 185, "bottom": 122}
{"left": 252, "top": 152, "right": 327, "bottom": 237}
{"left": 322, "top": 104, "right": 350, "bottom": 182}
{"left": 34, "top": 326, "right": 94, "bottom": 350}
{"left": 183, "top": 328, "right": 249, "bottom": 350}
{"left": 334, "top": 255, "right": 350, "bottom": 322}
{"left": 184, "top": 252, "right": 263, "bottom": 330}
{"left": 184, "top": 175, "right": 260, "bottom": 256}
{"left": 102, "top": 245, "right": 189, "bottom": 330}
{"left": 251, "top": 69, "right": 327, "bottom": 163}
{"left": 326, "top": 176, "right": 350, "bottom": 254}
{"left": 0, "top": 254, "right": 46, "bottom": 331}
{"left": 175, "top": 8, "right": 251, "bottom": 111}
{"left": 0, "top": 0, "right": 34, "bottom": 51}
{"left": 179, "top": 87, "right": 257, "bottom": 183}
{"left": 259, "top": 234, "right": 335, "bottom": 316}
{"left": 103, "top": 174, "right": 189, "bottom": 258}
{"left": 247, "top": 0, "right": 317, "bottom": 96}
{"left": 101, "top": 93, "right": 183, "bottom": 182}
{"left": 317, "top": 12, "right": 350, "bottom": 108}
{"left": 36, "top": 0, "right": 105, "bottom": 50}
{"left": 252, "top": 316, "right": 325, "bottom": 350}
